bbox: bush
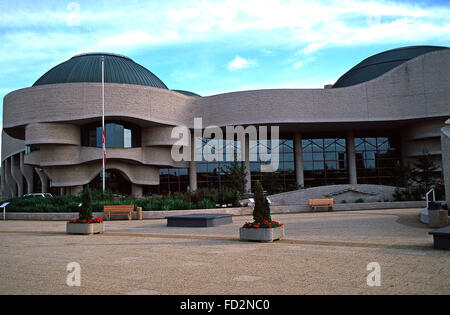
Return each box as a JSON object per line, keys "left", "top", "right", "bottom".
{"left": 5, "top": 186, "right": 245, "bottom": 213}
{"left": 79, "top": 186, "right": 93, "bottom": 221}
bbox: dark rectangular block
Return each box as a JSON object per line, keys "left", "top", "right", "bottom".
{"left": 429, "top": 226, "right": 450, "bottom": 250}
{"left": 166, "top": 213, "right": 233, "bottom": 227}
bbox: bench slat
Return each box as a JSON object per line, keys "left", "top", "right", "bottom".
{"left": 103, "top": 205, "right": 134, "bottom": 220}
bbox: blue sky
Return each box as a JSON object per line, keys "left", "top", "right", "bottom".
{"left": 0, "top": 0, "right": 449, "bottom": 131}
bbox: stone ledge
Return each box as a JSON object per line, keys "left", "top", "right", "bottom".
{"left": 3, "top": 201, "right": 426, "bottom": 221}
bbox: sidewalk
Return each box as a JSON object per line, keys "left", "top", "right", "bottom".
{"left": 0, "top": 208, "right": 448, "bottom": 294}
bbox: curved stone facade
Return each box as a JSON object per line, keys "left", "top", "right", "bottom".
{"left": 1, "top": 48, "right": 449, "bottom": 200}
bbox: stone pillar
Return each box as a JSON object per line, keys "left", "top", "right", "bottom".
{"left": 294, "top": 132, "right": 304, "bottom": 187}
{"left": 132, "top": 183, "right": 143, "bottom": 198}
{"left": 20, "top": 152, "right": 34, "bottom": 194}
{"left": 441, "top": 122, "right": 450, "bottom": 209}
{"left": 347, "top": 131, "right": 357, "bottom": 185}
{"left": 5, "top": 158, "right": 16, "bottom": 198}
{"left": 189, "top": 132, "right": 197, "bottom": 191}
{"left": 35, "top": 168, "right": 49, "bottom": 193}
{"left": 1, "top": 160, "right": 11, "bottom": 199}
{"left": 243, "top": 133, "right": 252, "bottom": 193}
{"left": 11, "top": 154, "right": 24, "bottom": 197}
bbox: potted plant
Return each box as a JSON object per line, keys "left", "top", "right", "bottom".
{"left": 240, "top": 181, "right": 284, "bottom": 242}
{"left": 428, "top": 201, "right": 448, "bottom": 228}
{"left": 66, "top": 186, "right": 104, "bottom": 235}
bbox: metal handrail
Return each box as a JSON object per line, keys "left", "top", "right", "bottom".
{"left": 425, "top": 188, "right": 436, "bottom": 207}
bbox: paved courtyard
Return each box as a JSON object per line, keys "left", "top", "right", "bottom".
{"left": 0, "top": 208, "right": 448, "bottom": 295}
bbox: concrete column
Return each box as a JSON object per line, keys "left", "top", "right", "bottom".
{"left": 441, "top": 122, "right": 450, "bottom": 208}
{"left": 132, "top": 183, "right": 143, "bottom": 198}
{"left": 1, "top": 160, "right": 11, "bottom": 199}
{"left": 242, "top": 133, "right": 252, "bottom": 193}
{"left": 347, "top": 131, "right": 357, "bottom": 185}
{"left": 294, "top": 132, "right": 304, "bottom": 187}
{"left": 20, "top": 152, "right": 34, "bottom": 194}
{"left": 5, "top": 158, "right": 17, "bottom": 198}
{"left": 35, "top": 168, "right": 49, "bottom": 193}
{"left": 11, "top": 154, "right": 24, "bottom": 197}
{"left": 189, "top": 131, "right": 197, "bottom": 191}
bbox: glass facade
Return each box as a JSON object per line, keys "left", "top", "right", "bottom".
{"left": 196, "top": 138, "right": 241, "bottom": 190}
{"left": 150, "top": 133, "right": 400, "bottom": 194}
{"left": 354, "top": 135, "right": 400, "bottom": 185}
{"left": 83, "top": 130, "right": 400, "bottom": 195}
{"left": 250, "top": 139, "right": 296, "bottom": 192}
{"left": 302, "top": 137, "right": 348, "bottom": 187}
{"left": 81, "top": 121, "right": 141, "bottom": 148}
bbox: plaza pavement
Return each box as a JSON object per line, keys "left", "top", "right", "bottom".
{"left": 0, "top": 208, "right": 448, "bottom": 295}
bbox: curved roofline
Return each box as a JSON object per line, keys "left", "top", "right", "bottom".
{"left": 32, "top": 52, "right": 168, "bottom": 89}
{"left": 71, "top": 52, "right": 133, "bottom": 61}
{"left": 332, "top": 45, "right": 449, "bottom": 88}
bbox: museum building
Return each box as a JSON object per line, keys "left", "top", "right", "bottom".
{"left": 1, "top": 45, "right": 449, "bottom": 204}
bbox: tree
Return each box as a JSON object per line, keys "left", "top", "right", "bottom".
{"left": 79, "top": 186, "right": 93, "bottom": 221}
{"left": 410, "top": 153, "right": 440, "bottom": 191}
{"left": 221, "top": 152, "right": 247, "bottom": 194}
{"left": 252, "top": 181, "right": 271, "bottom": 223}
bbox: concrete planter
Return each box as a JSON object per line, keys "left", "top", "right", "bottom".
{"left": 66, "top": 222, "right": 104, "bottom": 235}
{"left": 429, "top": 210, "right": 449, "bottom": 228}
{"left": 240, "top": 226, "right": 285, "bottom": 242}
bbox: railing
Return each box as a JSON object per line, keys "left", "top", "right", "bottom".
{"left": 425, "top": 188, "right": 436, "bottom": 207}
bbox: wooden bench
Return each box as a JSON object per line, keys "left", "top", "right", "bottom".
{"left": 309, "top": 199, "right": 334, "bottom": 212}
{"left": 103, "top": 205, "right": 134, "bottom": 220}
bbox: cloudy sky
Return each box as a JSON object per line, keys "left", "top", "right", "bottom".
{"left": 0, "top": 0, "right": 449, "bottom": 126}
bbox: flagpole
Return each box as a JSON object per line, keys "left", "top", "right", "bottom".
{"left": 101, "top": 56, "right": 105, "bottom": 192}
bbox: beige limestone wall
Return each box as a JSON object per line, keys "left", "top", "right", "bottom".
{"left": 25, "top": 123, "right": 80, "bottom": 145}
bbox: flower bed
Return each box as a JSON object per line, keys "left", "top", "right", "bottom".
{"left": 242, "top": 219, "right": 283, "bottom": 229}
{"left": 67, "top": 217, "right": 103, "bottom": 224}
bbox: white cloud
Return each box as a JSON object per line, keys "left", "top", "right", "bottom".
{"left": 301, "top": 42, "right": 328, "bottom": 55}
{"left": 1, "top": 0, "right": 449, "bottom": 55}
{"left": 227, "top": 56, "right": 258, "bottom": 71}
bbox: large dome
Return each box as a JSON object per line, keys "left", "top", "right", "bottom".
{"left": 333, "top": 45, "right": 448, "bottom": 88}
{"left": 33, "top": 52, "right": 168, "bottom": 89}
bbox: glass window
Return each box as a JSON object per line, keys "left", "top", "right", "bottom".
{"left": 354, "top": 134, "right": 400, "bottom": 185}
{"left": 302, "top": 137, "right": 348, "bottom": 187}
{"left": 81, "top": 121, "right": 141, "bottom": 148}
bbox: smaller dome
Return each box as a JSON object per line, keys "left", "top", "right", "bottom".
{"left": 33, "top": 52, "right": 168, "bottom": 89}
{"left": 172, "top": 90, "right": 201, "bottom": 97}
{"left": 333, "top": 45, "right": 449, "bottom": 88}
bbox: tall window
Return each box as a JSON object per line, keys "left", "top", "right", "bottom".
{"left": 196, "top": 138, "right": 241, "bottom": 190}
{"left": 302, "top": 137, "right": 348, "bottom": 187}
{"left": 158, "top": 168, "right": 189, "bottom": 194}
{"left": 250, "top": 139, "right": 296, "bottom": 192}
{"left": 355, "top": 135, "right": 400, "bottom": 185}
{"left": 81, "top": 121, "right": 141, "bottom": 148}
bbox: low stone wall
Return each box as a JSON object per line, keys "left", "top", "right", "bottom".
{"left": 268, "top": 184, "right": 400, "bottom": 205}
{"left": 3, "top": 201, "right": 425, "bottom": 221}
